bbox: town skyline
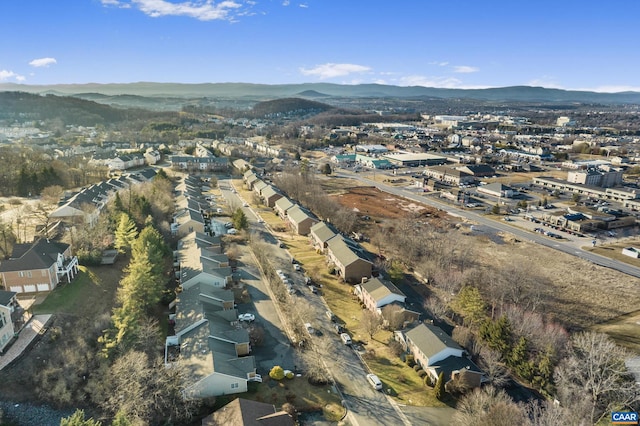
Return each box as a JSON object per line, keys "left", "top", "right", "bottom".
{"left": 2, "top": 0, "right": 640, "bottom": 92}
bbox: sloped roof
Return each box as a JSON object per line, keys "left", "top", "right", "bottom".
{"left": 361, "top": 277, "right": 405, "bottom": 302}
{"left": 310, "top": 221, "right": 339, "bottom": 243}
{"left": 0, "top": 290, "right": 16, "bottom": 306}
{"left": 287, "top": 205, "right": 316, "bottom": 225}
{"left": 274, "top": 197, "right": 294, "bottom": 212}
{"left": 405, "top": 323, "right": 462, "bottom": 360}
{"left": 202, "top": 398, "right": 294, "bottom": 426}
{"left": 327, "top": 235, "right": 372, "bottom": 267}
{"left": 261, "top": 185, "right": 282, "bottom": 199}
{"left": 1, "top": 239, "right": 69, "bottom": 272}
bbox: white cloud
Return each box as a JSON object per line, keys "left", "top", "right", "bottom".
{"left": 584, "top": 85, "right": 640, "bottom": 93}
{"left": 400, "top": 75, "right": 462, "bottom": 88}
{"left": 398, "top": 74, "right": 488, "bottom": 89}
{"left": 0, "top": 70, "right": 25, "bottom": 82}
{"left": 105, "top": 0, "right": 244, "bottom": 21}
{"left": 429, "top": 61, "right": 449, "bottom": 67}
{"left": 300, "top": 63, "right": 371, "bottom": 79}
{"left": 299, "top": 3, "right": 308, "bottom": 7}
{"left": 29, "top": 57, "right": 57, "bottom": 68}
{"left": 453, "top": 65, "right": 479, "bottom": 74}
{"left": 282, "top": 0, "right": 290, "bottom": 5}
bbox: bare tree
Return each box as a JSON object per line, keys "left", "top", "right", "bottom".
{"left": 381, "top": 304, "right": 405, "bottom": 331}
{"left": 554, "top": 332, "right": 640, "bottom": 424}
{"left": 361, "top": 310, "right": 383, "bottom": 340}
{"left": 478, "top": 346, "right": 510, "bottom": 388}
{"left": 452, "top": 386, "right": 529, "bottom": 426}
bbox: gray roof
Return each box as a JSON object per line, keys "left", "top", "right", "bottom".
{"left": 287, "top": 205, "right": 316, "bottom": 225}
{"left": 327, "top": 235, "right": 371, "bottom": 267}
{"left": 1, "top": 239, "right": 69, "bottom": 272}
{"left": 405, "top": 323, "right": 462, "bottom": 360}
{"left": 274, "top": 197, "right": 294, "bottom": 212}
{"left": 0, "top": 290, "right": 16, "bottom": 306}
{"left": 310, "top": 221, "right": 339, "bottom": 243}
{"left": 361, "top": 277, "right": 405, "bottom": 302}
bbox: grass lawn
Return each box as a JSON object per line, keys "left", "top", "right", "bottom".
{"left": 364, "top": 333, "right": 447, "bottom": 407}
{"left": 216, "top": 376, "right": 345, "bottom": 421}
{"left": 591, "top": 309, "right": 640, "bottom": 353}
{"left": 584, "top": 241, "right": 640, "bottom": 267}
{"left": 32, "top": 264, "right": 121, "bottom": 317}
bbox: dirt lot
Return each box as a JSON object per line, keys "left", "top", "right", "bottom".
{"left": 333, "top": 186, "right": 446, "bottom": 221}
{"left": 328, "top": 185, "right": 640, "bottom": 342}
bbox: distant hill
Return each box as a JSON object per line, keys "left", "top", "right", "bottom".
{"left": 1, "top": 82, "right": 640, "bottom": 104}
{"left": 0, "top": 91, "right": 169, "bottom": 125}
{"left": 251, "top": 97, "right": 335, "bottom": 117}
{"left": 296, "top": 90, "right": 330, "bottom": 98}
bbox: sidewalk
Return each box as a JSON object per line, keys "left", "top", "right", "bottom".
{"left": 0, "top": 314, "right": 52, "bottom": 371}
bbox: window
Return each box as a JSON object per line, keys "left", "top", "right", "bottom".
{"left": 27, "top": 271, "right": 32, "bottom": 278}
{"left": 19, "top": 272, "right": 24, "bottom": 278}
{"left": 0, "top": 313, "right": 5, "bottom": 329}
{"left": 230, "top": 383, "right": 239, "bottom": 389}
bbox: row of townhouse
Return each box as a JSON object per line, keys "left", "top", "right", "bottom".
{"left": 165, "top": 228, "right": 259, "bottom": 398}
{"left": 171, "top": 175, "right": 223, "bottom": 237}
{"left": 308, "top": 221, "right": 374, "bottom": 283}
{"left": 171, "top": 155, "right": 229, "bottom": 172}
{"left": 49, "top": 168, "right": 157, "bottom": 226}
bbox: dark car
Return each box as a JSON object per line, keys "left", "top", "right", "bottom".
{"left": 333, "top": 323, "right": 345, "bottom": 334}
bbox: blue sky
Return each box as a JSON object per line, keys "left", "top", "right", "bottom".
{"left": 1, "top": 0, "right": 639, "bottom": 92}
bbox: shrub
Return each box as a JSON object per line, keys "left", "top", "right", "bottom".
{"left": 269, "top": 365, "right": 285, "bottom": 380}
{"left": 388, "top": 340, "right": 404, "bottom": 357}
{"left": 424, "top": 375, "right": 434, "bottom": 387}
{"left": 285, "top": 371, "right": 294, "bottom": 379}
{"left": 413, "top": 364, "right": 421, "bottom": 372}
{"left": 418, "top": 370, "right": 427, "bottom": 378}
{"left": 405, "top": 354, "right": 415, "bottom": 367}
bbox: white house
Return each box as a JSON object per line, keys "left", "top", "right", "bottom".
{"left": 355, "top": 277, "right": 406, "bottom": 313}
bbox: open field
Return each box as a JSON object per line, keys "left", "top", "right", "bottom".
{"left": 591, "top": 309, "right": 640, "bottom": 353}
{"left": 584, "top": 240, "right": 640, "bottom": 267}
{"left": 321, "top": 181, "right": 640, "bottom": 348}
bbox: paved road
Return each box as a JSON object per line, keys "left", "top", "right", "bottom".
{"left": 220, "top": 179, "right": 413, "bottom": 426}
{"left": 336, "top": 170, "right": 640, "bottom": 279}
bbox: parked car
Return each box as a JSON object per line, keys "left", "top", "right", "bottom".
{"left": 242, "top": 202, "right": 249, "bottom": 207}
{"left": 304, "top": 323, "right": 315, "bottom": 335}
{"left": 340, "top": 333, "right": 352, "bottom": 345}
{"left": 308, "top": 285, "right": 318, "bottom": 294}
{"left": 293, "top": 264, "right": 301, "bottom": 271}
{"left": 333, "top": 323, "right": 345, "bottom": 334}
{"left": 227, "top": 228, "right": 238, "bottom": 235}
{"left": 279, "top": 241, "right": 286, "bottom": 248}
{"left": 326, "top": 311, "right": 336, "bottom": 321}
{"left": 238, "top": 313, "right": 255, "bottom": 322}
{"left": 366, "top": 374, "right": 383, "bottom": 391}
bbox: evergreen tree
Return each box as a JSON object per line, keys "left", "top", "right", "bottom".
{"left": 322, "top": 163, "right": 332, "bottom": 175}
{"left": 60, "top": 409, "right": 102, "bottom": 426}
{"left": 114, "top": 213, "right": 138, "bottom": 254}
{"left": 434, "top": 372, "right": 445, "bottom": 400}
{"left": 232, "top": 208, "right": 248, "bottom": 230}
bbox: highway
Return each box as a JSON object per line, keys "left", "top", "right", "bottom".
{"left": 335, "top": 170, "right": 640, "bottom": 279}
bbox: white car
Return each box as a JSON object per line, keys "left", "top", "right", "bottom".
{"left": 243, "top": 202, "right": 249, "bottom": 207}
{"left": 293, "top": 264, "right": 301, "bottom": 271}
{"left": 238, "top": 313, "right": 255, "bottom": 322}
{"left": 227, "top": 228, "right": 238, "bottom": 235}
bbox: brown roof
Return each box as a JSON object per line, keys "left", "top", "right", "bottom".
{"left": 202, "top": 398, "right": 294, "bottom": 426}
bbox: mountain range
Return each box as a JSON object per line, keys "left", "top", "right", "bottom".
{"left": 1, "top": 82, "right": 640, "bottom": 104}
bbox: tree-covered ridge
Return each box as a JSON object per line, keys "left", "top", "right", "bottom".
{"left": 250, "top": 97, "right": 335, "bottom": 118}
{"left": 0, "top": 92, "right": 174, "bottom": 126}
